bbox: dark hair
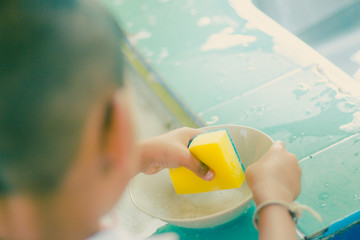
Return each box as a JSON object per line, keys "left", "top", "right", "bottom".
{"left": 0, "top": 0, "right": 124, "bottom": 195}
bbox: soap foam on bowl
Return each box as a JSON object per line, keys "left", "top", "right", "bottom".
{"left": 131, "top": 170, "right": 251, "bottom": 219}
{"left": 129, "top": 125, "right": 273, "bottom": 228}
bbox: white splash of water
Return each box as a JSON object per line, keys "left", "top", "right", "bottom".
{"left": 129, "top": 31, "right": 152, "bottom": 45}
{"left": 197, "top": 17, "right": 211, "bottom": 27}
{"left": 206, "top": 115, "right": 219, "bottom": 125}
{"left": 201, "top": 27, "right": 256, "bottom": 51}
{"left": 159, "top": 48, "right": 169, "bottom": 60}
{"left": 340, "top": 111, "right": 360, "bottom": 133}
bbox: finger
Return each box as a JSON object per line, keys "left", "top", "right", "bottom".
{"left": 182, "top": 153, "right": 215, "bottom": 181}
{"left": 268, "top": 141, "right": 286, "bottom": 153}
{"left": 273, "top": 140, "right": 285, "bottom": 148}
{"left": 178, "top": 127, "right": 204, "bottom": 145}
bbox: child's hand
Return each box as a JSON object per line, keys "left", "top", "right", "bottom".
{"left": 138, "top": 127, "right": 215, "bottom": 181}
{"left": 245, "top": 141, "right": 301, "bottom": 205}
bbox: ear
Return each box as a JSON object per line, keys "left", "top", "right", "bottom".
{"left": 102, "top": 91, "right": 135, "bottom": 172}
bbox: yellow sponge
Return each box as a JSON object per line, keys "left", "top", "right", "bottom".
{"left": 169, "top": 129, "right": 245, "bottom": 194}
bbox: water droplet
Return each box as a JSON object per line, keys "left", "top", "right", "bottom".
{"left": 319, "top": 192, "right": 329, "bottom": 208}
{"left": 289, "top": 135, "right": 297, "bottom": 143}
{"left": 113, "top": 0, "right": 123, "bottom": 6}
{"left": 248, "top": 66, "right": 255, "bottom": 71}
{"left": 345, "top": 101, "right": 356, "bottom": 108}
{"left": 319, "top": 192, "right": 329, "bottom": 201}
{"left": 353, "top": 194, "right": 360, "bottom": 200}
{"left": 126, "top": 21, "right": 133, "bottom": 28}
{"left": 197, "top": 17, "right": 212, "bottom": 27}
{"left": 206, "top": 116, "right": 219, "bottom": 125}
{"left": 148, "top": 16, "right": 157, "bottom": 26}
{"left": 294, "top": 83, "right": 311, "bottom": 99}
{"left": 190, "top": 9, "right": 197, "bottom": 15}
{"left": 354, "top": 137, "right": 360, "bottom": 144}
{"left": 325, "top": 183, "right": 329, "bottom": 187}
{"left": 140, "top": 4, "right": 148, "bottom": 11}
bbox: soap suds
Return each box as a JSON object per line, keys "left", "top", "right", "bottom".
{"left": 131, "top": 171, "right": 251, "bottom": 220}
{"left": 160, "top": 187, "right": 250, "bottom": 219}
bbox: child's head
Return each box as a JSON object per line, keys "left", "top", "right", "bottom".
{"left": 0, "top": 0, "right": 137, "bottom": 238}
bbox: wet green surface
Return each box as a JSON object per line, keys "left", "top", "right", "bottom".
{"left": 199, "top": 65, "right": 359, "bottom": 160}
{"left": 107, "top": 0, "right": 299, "bottom": 113}
{"left": 297, "top": 134, "right": 360, "bottom": 235}
{"left": 104, "top": 0, "right": 360, "bottom": 238}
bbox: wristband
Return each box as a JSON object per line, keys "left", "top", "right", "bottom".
{"left": 252, "top": 201, "right": 322, "bottom": 230}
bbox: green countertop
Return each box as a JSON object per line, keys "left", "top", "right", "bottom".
{"left": 103, "top": 0, "right": 360, "bottom": 238}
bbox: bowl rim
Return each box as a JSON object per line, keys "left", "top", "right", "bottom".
{"left": 129, "top": 124, "right": 274, "bottom": 224}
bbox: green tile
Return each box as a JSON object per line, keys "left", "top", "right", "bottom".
{"left": 199, "top": 66, "right": 359, "bottom": 159}
{"left": 104, "top": 0, "right": 299, "bottom": 113}
{"left": 297, "top": 134, "right": 360, "bottom": 235}
{"left": 157, "top": 52, "right": 298, "bottom": 113}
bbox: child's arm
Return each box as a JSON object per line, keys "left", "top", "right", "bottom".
{"left": 138, "top": 127, "right": 214, "bottom": 181}
{"left": 245, "top": 141, "right": 301, "bottom": 240}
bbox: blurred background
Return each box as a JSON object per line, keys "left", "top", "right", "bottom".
{"left": 253, "top": 0, "right": 360, "bottom": 80}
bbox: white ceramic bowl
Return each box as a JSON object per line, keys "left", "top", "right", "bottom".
{"left": 129, "top": 125, "right": 273, "bottom": 228}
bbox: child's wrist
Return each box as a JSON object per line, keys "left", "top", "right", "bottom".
{"left": 252, "top": 186, "right": 293, "bottom": 206}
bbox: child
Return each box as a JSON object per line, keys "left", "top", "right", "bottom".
{"left": 0, "top": 0, "right": 301, "bottom": 239}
